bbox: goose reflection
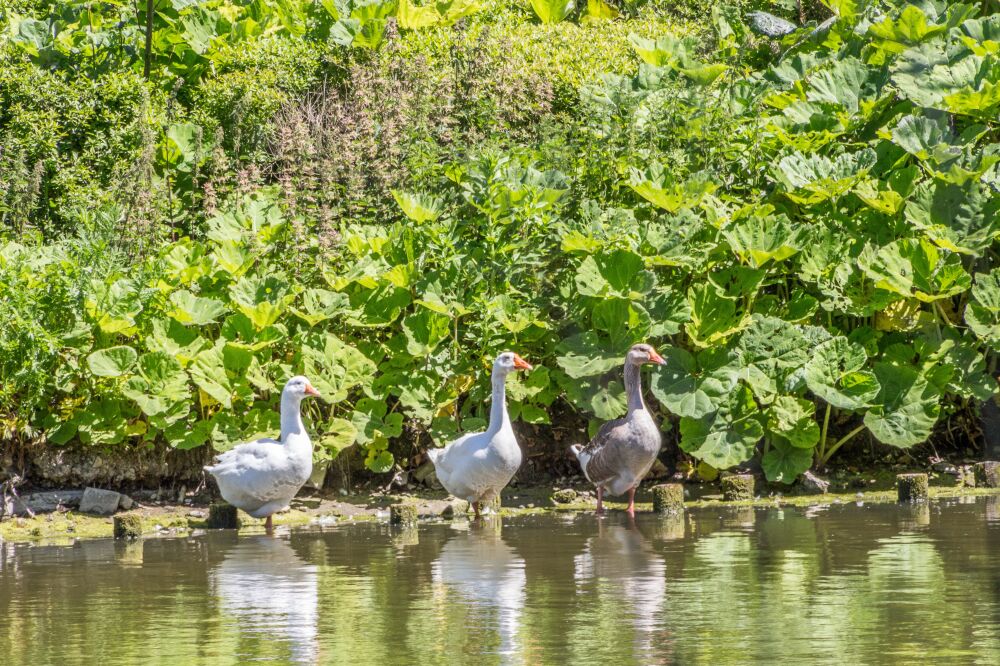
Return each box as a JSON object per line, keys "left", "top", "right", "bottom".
{"left": 432, "top": 519, "right": 526, "bottom": 661}
{"left": 211, "top": 536, "right": 319, "bottom": 664}
{"left": 573, "top": 517, "right": 667, "bottom": 658}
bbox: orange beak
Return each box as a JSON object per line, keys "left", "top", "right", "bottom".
{"left": 304, "top": 383, "right": 321, "bottom": 397}
{"left": 648, "top": 350, "right": 667, "bottom": 366}
{"left": 512, "top": 354, "right": 533, "bottom": 371}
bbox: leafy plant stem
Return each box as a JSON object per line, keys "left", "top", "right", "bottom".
{"left": 818, "top": 402, "right": 832, "bottom": 465}
{"left": 820, "top": 424, "right": 866, "bottom": 466}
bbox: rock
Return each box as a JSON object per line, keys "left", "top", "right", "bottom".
{"left": 721, "top": 474, "right": 755, "bottom": 502}
{"left": 440, "top": 499, "right": 469, "bottom": 519}
{"left": 747, "top": 11, "right": 797, "bottom": 37}
{"left": 897, "top": 473, "right": 929, "bottom": 502}
{"left": 207, "top": 503, "right": 240, "bottom": 529}
{"left": 551, "top": 489, "right": 577, "bottom": 504}
{"left": 800, "top": 470, "right": 830, "bottom": 494}
{"left": 79, "top": 487, "right": 123, "bottom": 515}
{"left": 974, "top": 462, "right": 1000, "bottom": 488}
{"left": 932, "top": 461, "right": 959, "bottom": 476}
{"left": 6, "top": 490, "right": 84, "bottom": 516}
{"left": 960, "top": 465, "right": 977, "bottom": 487}
{"left": 411, "top": 461, "right": 443, "bottom": 489}
{"left": 390, "top": 503, "right": 418, "bottom": 526}
{"left": 113, "top": 513, "right": 143, "bottom": 540}
{"left": 118, "top": 495, "right": 135, "bottom": 510}
{"left": 651, "top": 484, "right": 684, "bottom": 514}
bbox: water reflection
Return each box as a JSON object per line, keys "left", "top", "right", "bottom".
{"left": 211, "top": 535, "right": 319, "bottom": 664}
{"left": 432, "top": 518, "right": 526, "bottom": 662}
{"left": 572, "top": 517, "right": 668, "bottom": 662}
{"left": 4, "top": 499, "right": 1000, "bottom": 665}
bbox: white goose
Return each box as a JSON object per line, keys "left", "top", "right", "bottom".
{"left": 205, "top": 376, "right": 321, "bottom": 531}
{"left": 428, "top": 352, "right": 533, "bottom": 518}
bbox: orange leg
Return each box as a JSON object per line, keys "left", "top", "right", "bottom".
{"left": 596, "top": 487, "right": 605, "bottom": 515}
{"left": 473, "top": 502, "right": 481, "bottom": 519}
{"left": 265, "top": 515, "right": 273, "bottom": 532}
{"left": 626, "top": 487, "right": 636, "bottom": 517}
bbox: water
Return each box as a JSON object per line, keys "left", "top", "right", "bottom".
{"left": 3, "top": 496, "right": 1000, "bottom": 665}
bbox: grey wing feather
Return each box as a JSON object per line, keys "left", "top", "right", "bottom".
{"left": 580, "top": 418, "right": 630, "bottom": 486}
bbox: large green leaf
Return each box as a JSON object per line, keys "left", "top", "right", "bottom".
{"left": 772, "top": 150, "right": 875, "bottom": 204}
{"left": 859, "top": 238, "right": 971, "bottom": 302}
{"left": 863, "top": 362, "right": 939, "bottom": 447}
{"left": 628, "top": 164, "right": 717, "bottom": 213}
{"left": 300, "top": 332, "right": 377, "bottom": 403}
{"left": 762, "top": 437, "right": 814, "bottom": 484}
{"left": 804, "top": 337, "right": 879, "bottom": 410}
{"left": 402, "top": 309, "right": 451, "bottom": 357}
{"left": 575, "top": 249, "right": 654, "bottom": 299}
{"left": 679, "top": 385, "right": 763, "bottom": 469}
{"left": 529, "top": 0, "right": 574, "bottom": 23}
{"left": 904, "top": 181, "right": 998, "bottom": 256}
{"left": 87, "top": 346, "right": 138, "bottom": 378}
{"left": 122, "top": 352, "right": 190, "bottom": 419}
{"left": 685, "top": 283, "right": 748, "bottom": 348}
{"left": 291, "top": 288, "right": 350, "bottom": 327}
{"left": 229, "top": 275, "right": 295, "bottom": 329}
{"left": 168, "top": 290, "right": 227, "bottom": 326}
{"left": 723, "top": 213, "right": 800, "bottom": 267}
{"left": 651, "top": 346, "right": 738, "bottom": 419}
{"left": 766, "top": 396, "right": 819, "bottom": 449}
{"left": 555, "top": 332, "right": 622, "bottom": 379}
{"left": 965, "top": 270, "right": 1000, "bottom": 347}
{"left": 735, "top": 316, "right": 811, "bottom": 403}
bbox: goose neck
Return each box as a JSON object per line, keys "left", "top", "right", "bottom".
{"left": 625, "top": 361, "right": 646, "bottom": 415}
{"left": 487, "top": 368, "right": 511, "bottom": 435}
{"left": 280, "top": 393, "right": 306, "bottom": 442}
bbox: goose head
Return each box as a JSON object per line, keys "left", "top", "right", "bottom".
{"left": 283, "top": 375, "right": 321, "bottom": 401}
{"left": 627, "top": 343, "right": 667, "bottom": 367}
{"left": 494, "top": 351, "right": 533, "bottom": 376}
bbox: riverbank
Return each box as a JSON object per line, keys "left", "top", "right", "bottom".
{"left": 4, "top": 469, "right": 999, "bottom": 543}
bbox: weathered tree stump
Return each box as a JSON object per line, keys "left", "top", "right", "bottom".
{"left": 721, "top": 475, "right": 755, "bottom": 502}
{"left": 390, "top": 503, "right": 418, "bottom": 526}
{"left": 651, "top": 484, "right": 685, "bottom": 514}
{"left": 896, "top": 473, "right": 929, "bottom": 502}
{"left": 207, "top": 503, "right": 240, "bottom": 529}
{"left": 113, "top": 513, "right": 143, "bottom": 540}
{"left": 974, "top": 462, "right": 1000, "bottom": 488}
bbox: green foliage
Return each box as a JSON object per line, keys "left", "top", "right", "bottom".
{"left": 3, "top": 0, "right": 1000, "bottom": 487}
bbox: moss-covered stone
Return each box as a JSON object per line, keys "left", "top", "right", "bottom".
{"left": 113, "top": 513, "right": 143, "bottom": 539}
{"left": 551, "top": 489, "right": 578, "bottom": 505}
{"left": 897, "top": 473, "right": 929, "bottom": 502}
{"left": 390, "top": 503, "right": 418, "bottom": 525}
{"left": 441, "top": 499, "right": 470, "bottom": 519}
{"left": 974, "top": 462, "right": 1000, "bottom": 488}
{"left": 651, "top": 484, "right": 685, "bottom": 514}
{"left": 721, "top": 475, "right": 755, "bottom": 502}
{"left": 207, "top": 503, "right": 240, "bottom": 529}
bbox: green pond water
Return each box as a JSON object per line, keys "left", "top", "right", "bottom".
{"left": 3, "top": 497, "right": 1000, "bottom": 665}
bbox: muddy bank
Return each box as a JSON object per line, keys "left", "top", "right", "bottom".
{"left": 4, "top": 470, "right": 1000, "bottom": 544}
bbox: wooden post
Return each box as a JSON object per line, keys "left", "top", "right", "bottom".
{"left": 896, "top": 473, "right": 929, "bottom": 502}
{"left": 207, "top": 503, "right": 239, "bottom": 529}
{"left": 113, "top": 513, "right": 143, "bottom": 540}
{"left": 390, "top": 503, "right": 418, "bottom": 526}
{"left": 721, "top": 474, "right": 755, "bottom": 502}
{"left": 651, "top": 484, "right": 684, "bottom": 514}
{"left": 974, "top": 462, "right": 1000, "bottom": 488}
